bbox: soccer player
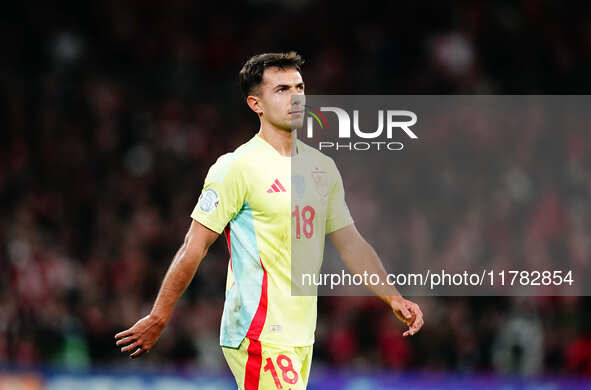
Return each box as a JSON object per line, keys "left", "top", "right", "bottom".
{"left": 115, "top": 52, "right": 423, "bottom": 389}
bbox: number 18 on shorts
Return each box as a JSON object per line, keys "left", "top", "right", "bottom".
{"left": 222, "top": 337, "right": 313, "bottom": 390}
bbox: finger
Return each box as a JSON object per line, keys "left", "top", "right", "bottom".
{"left": 410, "top": 318, "right": 424, "bottom": 334}
{"left": 403, "top": 319, "right": 423, "bottom": 337}
{"left": 407, "top": 302, "right": 419, "bottom": 315}
{"left": 116, "top": 336, "right": 136, "bottom": 347}
{"left": 399, "top": 304, "right": 412, "bottom": 320}
{"left": 121, "top": 342, "right": 140, "bottom": 353}
{"left": 408, "top": 325, "right": 421, "bottom": 335}
{"left": 416, "top": 304, "right": 423, "bottom": 318}
{"left": 409, "top": 303, "right": 423, "bottom": 319}
{"left": 403, "top": 323, "right": 420, "bottom": 336}
{"left": 130, "top": 346, "right": 147, "bottom": 359}
{"left": 410, "top": 308, "right": 423, "bottom": 325}
{"left": 115, "top": 329, "right": 133, "bottom": 340}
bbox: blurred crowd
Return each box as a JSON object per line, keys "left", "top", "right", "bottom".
{"left": 2, "top": 0, "right": 591, "bottom": 378}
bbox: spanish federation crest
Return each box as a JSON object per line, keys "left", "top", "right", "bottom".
{"left": 311, "top": 168, "right": 329, "bottom": 197}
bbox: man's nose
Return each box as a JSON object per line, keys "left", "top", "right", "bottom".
{"left": 291, "top": 94, "right": 305, "bottom": 106}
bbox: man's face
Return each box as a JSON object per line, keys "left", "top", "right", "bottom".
{"left": 256, "top": 67, "right": 305, "bottom": 131}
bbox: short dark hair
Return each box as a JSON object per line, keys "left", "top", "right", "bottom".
{"left": 239, "top": 52, "right": 304, "bottom": 97}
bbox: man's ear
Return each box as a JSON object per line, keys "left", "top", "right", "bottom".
{"left": 246, "top": 95, "right": 263, "bottom": 115}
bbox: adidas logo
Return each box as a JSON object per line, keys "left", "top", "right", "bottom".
{"left": 267, "top": 178, "right": 287, "bottom": 193}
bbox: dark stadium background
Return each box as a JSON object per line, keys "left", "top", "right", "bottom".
{"left": 2, "top": 0, "right": 591, "bottom": 388}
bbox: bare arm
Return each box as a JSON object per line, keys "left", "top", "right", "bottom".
{"left": 115, "top": 220, "right": 219, "bottom": 358}
{"left": 329, "top": 224, "right": 424, "bottom": 336}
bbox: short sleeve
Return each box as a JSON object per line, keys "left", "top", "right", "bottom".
{"left": 326, "top": 161, "right": 354, "bottom": 234}
{"left": 191, "top": 154, "right": 246, "bottom": 234}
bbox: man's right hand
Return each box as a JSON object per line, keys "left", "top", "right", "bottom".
{"left": 115, "top": 314, "right": 166, "bottom": 359}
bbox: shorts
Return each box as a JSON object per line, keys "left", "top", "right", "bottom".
{"left": 222, "top": 337, "right": 313, "bottom": 390}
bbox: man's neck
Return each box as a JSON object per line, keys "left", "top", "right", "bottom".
{"left": 257, "top": 123, "right": 297, "bottom": 157}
